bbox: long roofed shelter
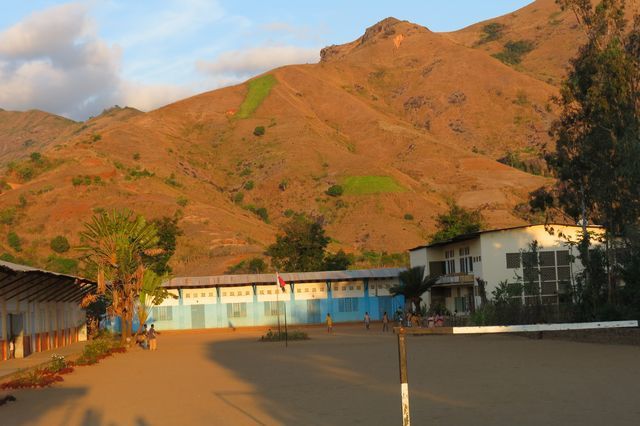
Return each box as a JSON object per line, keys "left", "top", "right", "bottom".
{"left": 0, "top": 260, "right": 96, "bottom": 360}
{"left": 148, "top": 268, "right": 406, "bottom": 330}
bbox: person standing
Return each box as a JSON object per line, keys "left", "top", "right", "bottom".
{"left": 147, "top": 324, "right": 160, "bottom": 351}
{"left": 326, "top": 313, "right": 333, "bottom": 333}
{"left": 364, "top": 312, "right": 371, "bottom": 330}
{"left": 382, "top": 312, "right": 389, "bottom": 332}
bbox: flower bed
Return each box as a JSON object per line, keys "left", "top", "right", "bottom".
{"left": 260, "top": 329, "right": 309, "bottom": 342}
{"left": 1, "top": 369, "right": 63, "bottom": 390}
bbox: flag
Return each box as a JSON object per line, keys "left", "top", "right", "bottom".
{"left": 276, "top": 272, "right": 287, "bottom": 291}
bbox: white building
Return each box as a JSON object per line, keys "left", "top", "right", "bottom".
{"left": 409, "top": 224, "right": 604, "bottom": 315}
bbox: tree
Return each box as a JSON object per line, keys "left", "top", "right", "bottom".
{"left": 430, "top": 203, "right": 483, "bottom": 243}
{"left": 390, "top": 266, "right": 438, "bottom": 313}
{"left": 226, "top": 257, "right": 268, "bottom": 274}
{"left": 78, "top": 210, "right": 160, "bottom": 343}
{"left": 549, "top": 0, "right": 640, "bottom": 301}
{"left": 265, "top": 215, "right": 330, "bottom": 272}
{"left": 323, "top": 250, "right": 353, "bottom": 270}
{"left": 50, "top": 235, "right": 70, "bottom": 253}
{"left": 137, "top": 270, "right": 172, "bottom": 333}
{"left": 144, "top": 215, "right": 182, "bottom": 275}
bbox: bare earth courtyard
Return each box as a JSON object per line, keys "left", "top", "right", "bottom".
{"left": 2, "top": 326, "right": 640, "bottom": 426}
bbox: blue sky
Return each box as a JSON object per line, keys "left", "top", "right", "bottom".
{"left": 0, "top": 0, "right": 533, "bottom": 119}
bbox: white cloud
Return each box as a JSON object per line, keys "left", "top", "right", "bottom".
{"left": 0, "top": 3, "right": 196, "bottom": 120}
{"left": 197, "top": 45, "right": 319, "bottom": 80}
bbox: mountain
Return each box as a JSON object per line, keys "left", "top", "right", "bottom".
{"left": 1, "top": 0, "right": 605, "bottom": 275}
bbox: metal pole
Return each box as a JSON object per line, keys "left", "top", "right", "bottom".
{"left": 397, "top": 327, "right": 410, "bottom": 426}
{"left": 284, "top": 303, "right": 288, "bottom": 348}
{"left": 276, "top": 286, "right": 281, "bottom": 336}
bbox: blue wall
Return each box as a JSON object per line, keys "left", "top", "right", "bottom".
{"left": 142, "top": 295, "right": 404, "bottom": 331}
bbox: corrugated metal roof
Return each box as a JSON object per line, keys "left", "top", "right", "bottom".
{"left": 0, "top": 259, "right": 94, "bottom": 283}
{"left": 164, "top": 268, "right": 405, "bottom": 288}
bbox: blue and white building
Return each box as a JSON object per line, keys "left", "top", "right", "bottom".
{"left": 150, "top": 268, "right": 405, "bottom": 330}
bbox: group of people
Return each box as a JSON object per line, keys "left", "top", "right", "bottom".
{"left": 322, "top": 311, "right": 394, "bottom": 333}
{"left": 399, "top": 310, "right": 445, "bottom": 328}
{"left": 135, "top": 324, "right": 160, "bottom": 350}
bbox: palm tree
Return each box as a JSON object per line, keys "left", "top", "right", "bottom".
{"left": 137, "top": 270, "right": 170, "bottom": 331}
{"left": 79, "top": 210, "right": 160, "bottom": 343}
{"left": 390, "top": 266, "right": 439, "bottom": 313}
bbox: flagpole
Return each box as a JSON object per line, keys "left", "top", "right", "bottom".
{"left": 276, "top": 272, "right": 281, "bottom": 336}
{"left": 284, "top": 303, "right": 288, "bottom": 348}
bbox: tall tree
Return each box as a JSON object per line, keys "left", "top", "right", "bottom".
{"left": 390, "top": 266, "right": 439, "bottom": 313}
{"left": 265, "top": 215, "right": 330, "bottom": 272}
{"left": 430, "top": 203, "right": 483, "bottom": 244}
{"left": 78, "top": 210, "right": 160, "bottom": 343}
{"left": 549, "top": 0, "right": 640, "bottom": 300}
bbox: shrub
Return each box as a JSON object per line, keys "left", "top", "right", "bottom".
{"left": 243, "top": 180, "right": 255, "bottom": 190}
{"left": 7, "top": 232, "right": 22, "bottom": 252}
{"left": 326, "top": 185, "right": 344, "bottom": 197}
{"left": 50, "top": 236, "right": 70, "bottom": 253}
{"left": 76, "top": 336, "right": 124, "bottom": 366}
{"left": 46, "top": 255, "right": 78, "bottom": 274}
{"left": 164, "top": 173, "right": 183, "bottom": 188}
{"left": 283, "top": 209, "right": 295, "bottom": 217}
{"left": 0, "top": 369, "right": 64, "bottom": 389}
{"left": 260, "top": 329, "right": 309, "bottom": 342}
{"left": 478, "top": 22, "right": 506, "bottom": 44}
{"left": 404, "top": 213, "right": 414, "bottom": 220}
{"left": 133, "top": 153, "right": 140, "bottom": 160}
{"left": 0, "top": 208, "right": 17, "bottom": 225}
{"left": 255, "top": 207, "right": 269, "bottom": 223}
{"left": 176, "top": 196, "right": 189, "bottom": 207}
{"left": 233, "top": 192, "right": 244, "bottom": 204}
{"left": 492, "top": 40, "right": 535, "bottom": 65}
{"left": 253, "top": 126, "right": 265, "bottom": 136}
{"left": 18, "top": 195, "right": 27, "bottom": 208}
{"left": 127, "top": 168, "right": 154, "bottom": 179}
{"left": 279, "top": 179, "right": 289, "bottom": 191}
{"left": 239, "top": 167, "right": 252, "bottom": 177}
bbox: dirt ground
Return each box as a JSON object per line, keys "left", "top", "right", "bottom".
{"left": 2, "top": 325, "right": 639, "bottom": 425}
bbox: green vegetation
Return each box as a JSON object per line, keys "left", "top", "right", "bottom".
{"left": 390, "top": 266, "right": 438, "bottom": 312}
{"left": 253, "top": 126, "right": 265, "bottom": 136}
{"left": 92, "top": 134, "right": 102, "bottom": 142}
{"left": 72, "top": 175, "right": 104, "bottom": 186}
{"left": 237, "top": 74, "right": 277, "bottom": 119}
{"left": 326, "top": 184, "right": 344, "bottom": 197}
{"left": 46, "top": 255, "right": 78, "bottom": 275}
{"left": 498, "top": 151, "right": 548, "bottom": 176}
{"left": 18, "top": 194, "right": 27, "bottom": 208}
{"left": 261, "top": 329, "right": 309, "bottom": 342}
{"left": 323, "top": 250, "right": 353, "bottom": 271}
{"left": 492, "top": 40, "right": 535, "bottom": 65}
{"left": 0, "top": 207, "right": 17, "bottom": 225}
{"left": 233, "top": 192, "right": 244, "bottom": 204}
{"left": 7, "top": 231, "right": 22, "bottom": 252}
{"left": 176, "top": 196, "right": 189, "bottom": 207}
{"left": 244, "top": 205, "right": 269, "bottom": 222}
{"left": 126, "top": 167, "right": 154, "bottom": 180}
{"left": 143, "top": 215, "right": 183, "bottom": 275}
{"left": 50, "top": 235, "right": 70, "bottom": 253}
{"left": 404, "top": 213, "right": 414, "bottom": 221}
{"left": 76, "top": 334, "right": 124, "bottom": 365}
{"left": 478, "top": 22, "right": 506, "bottom": 44}
{"left": 226, "top": 257, "right": 267, "bottom": 274}
{"left": 239, "top": 167, "right": 252, "bottom": 177}
{"left": 133, "top": 153, "right": 141, "bottom": 160}
{"left": 342, "top": 176, "right": 404, "bottom": 195}
{"left": 430, "top": 203, "right": 483, "bottom": 244}
{"left": 514, "top": 90, "right": 529, "bottom": 105}
{"left": 164, "top": 173, "right": 183, "bottom": 188}
{"left": 283, "top": 208, "right": 295, "bottom": 217}
{"left": 355, "top": 251, "right": 408, "bottom": 268}
{"left": 243, "top": 180, "right": 255, "bottom": 190}
{"left": 6, "top": 153, "right": 59, "bottom": 182}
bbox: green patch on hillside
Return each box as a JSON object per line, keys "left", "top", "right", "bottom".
{"left": 237, "top": 74, "right": 277, "bottom": 119}
{"left": 492, "top": 40, "right": 535, "bottom": 65}
{"left": 342, "top": 176, "right": 404, "bottom": 195}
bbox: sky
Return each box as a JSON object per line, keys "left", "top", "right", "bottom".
{"left": 0, "top": 0, "right": 533, "bottom": 120}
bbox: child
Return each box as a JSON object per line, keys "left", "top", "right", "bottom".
{"left": 147, "top": 324, "right": 160, "bottom": 350}
{"left": 326, "top": 313, "right": 333, "bottom": 333}
{"left": 364, "top": 312, "right": 371, "bottom": 330}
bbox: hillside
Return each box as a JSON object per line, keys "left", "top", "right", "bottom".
{"left": 0, "top": 5, "right": 578, "bottom": 276}
{"left": 448, "top": 0, "right": 640, "bottom": 85}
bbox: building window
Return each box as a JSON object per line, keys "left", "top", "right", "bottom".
{"left": 454, "top": 297, "right": 468, "bottom": 313}
{"left": 506, "top": 253, "right": 521, "bottom": 269}
{"left": 338, "top": 298, "right": 359, "bottom": 313}
{"left": 459, "top": 256, "right": 473, "bottom": 273}
{"left": 245, "top": 291, "right": 250, "bottom": 295}
{"left": 209, "top": 292, "right": 214, "bottom": 297}
{"left": 445, "top": 249, "right": 454, "bottom": 259}
{"left": 264, "top": 301, "right": 284, "bottom": 316}
{"left": 445, "top": 259, "right": 455, "bottom": 274}
{"left": 556, "top": 250, "right": 570, "bottom": 266}
{"left": 201, "top": 293, "right": 206, "bottom": 298}
{"left": 154, "top": 306, "right": 173, "bottom": 321}
{"left": 227, "top": 303, "right": 247, "bottom": 318}
{"left": 459, "top": 247, "right": 470, "bottom": 256}
{"left": 185, "top": 293, "right": 191, "bottom": 298}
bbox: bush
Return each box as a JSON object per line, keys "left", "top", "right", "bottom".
{"left": 176, "top": 196, "right": 189, "bottom": 207}
{"left": 404, "top": 213, "right": 414, "bottom": 220}
{"left": 255, "top": 207, "right": 269, "bottom": 223}
{"left": 261, "top": 329, "right": 309, "bottom": 342}
{"left": 133, "top": 153, "right": 141, "bottom": 160}
{"left": 253, "top": 126, "right": 265, "bottom": 136}
{"left": 76, "top": 336, "right": 124, "bottom": 366}
{"left": 492, "top": 40, "right": 535, "bottom": 65}
{"left": 50, "top": 235, "right": 70, "bottom": 253}
{"left": 164, "top": 173, "right": 183, "bottom": 188}
{"left": 0, "top": 208, "right": 17, "bottom": 225}
{"left": 7, "top": 232, "right": 22, "bottom": 252}
{"left": 326, "top": 185, "right": 344, "bottom": 197}
{"left": 243, "top": 180, "right": 255, "bottom": 190}
{"left": 233, "top": 192, "right": 244, "bottom": 204}
{"left": 478, "top": 22, "right": 506, "bottom": 44}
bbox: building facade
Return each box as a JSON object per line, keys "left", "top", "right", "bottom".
{"left": 1, "top": 260, "right": 95, "bottom": 360}
{"left": 150, "top": 269, "right": 405, "bottom": 330}
{"left": 409, "top": 224, "right": 604, "bottom": 315}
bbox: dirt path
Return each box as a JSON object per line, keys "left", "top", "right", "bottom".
{"left": 2, "top": 326, "right": 639, "bottom": 425}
